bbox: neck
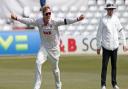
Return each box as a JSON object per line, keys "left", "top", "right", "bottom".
{"left": 43, "top": 18, "right": 49, "bottom": 25}
{"left": 107, "top": 13, "right": 113, "bottom": 17}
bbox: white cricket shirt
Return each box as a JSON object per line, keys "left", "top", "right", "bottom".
{"left": 17, "top": 17, "right": 78, "bottom": 50}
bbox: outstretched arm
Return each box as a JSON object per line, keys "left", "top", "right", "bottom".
{"left": 11, "top": 13, "right": 37, "bottom": 26}
{"left": 56, "top": 14, "right": 85, "bottom": 26}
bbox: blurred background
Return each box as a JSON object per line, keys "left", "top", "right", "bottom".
{"left": 0, "top": 0, "right": 128, "bottom": 55}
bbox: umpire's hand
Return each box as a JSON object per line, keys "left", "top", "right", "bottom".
{"left": 97, "top": 48, "right": 101, "bottom": 55}
{"left": 123, "top": 45, "right": 128, "bottom": 52}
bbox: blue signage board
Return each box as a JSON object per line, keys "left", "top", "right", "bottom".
{"left": 0, "top": 30, "right": 41, "bottom": 55}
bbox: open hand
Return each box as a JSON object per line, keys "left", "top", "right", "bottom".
{"left": 77, "top": 15, "right": 85, "bottom": 21}
{"left": 11, "top": 13, "right": 17, "bottom": 20}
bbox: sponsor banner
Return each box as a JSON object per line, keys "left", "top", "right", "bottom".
{"left": 60, "top": 35, "right": 97, "bottom": 55}
{"left": 0, "top": 31, "right": 127, "bottom": 56}
{"left": 60, "top": 35, "right": 128, "bottom": 55}
{"left": 0, "top": 31, "right": 41, "bottom": 55}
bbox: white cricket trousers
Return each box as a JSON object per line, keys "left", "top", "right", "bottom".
{"left": 34, "top": 47, "right": 62, "bottom": 89}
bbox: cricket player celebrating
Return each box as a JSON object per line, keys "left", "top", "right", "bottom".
{"left": 11, "top": 5, "right": 85, "bottom": 89}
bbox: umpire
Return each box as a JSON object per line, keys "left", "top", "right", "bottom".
{"left": 96, "top": 2, "right": 127, "bottom": 89}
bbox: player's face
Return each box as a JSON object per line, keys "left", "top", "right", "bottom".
{"left": 107, "top": 9, "right": 114, "bottom": 16}
{"left": 43, "top": 9, "right": 51, "bottom": 21}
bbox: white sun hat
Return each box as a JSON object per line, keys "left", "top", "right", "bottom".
{"left": 104, "top": 3, "right": 116, "bottom": 9}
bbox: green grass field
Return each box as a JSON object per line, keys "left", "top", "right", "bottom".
{"left": 0, "top": 55, "right": 128, "bottom": 89}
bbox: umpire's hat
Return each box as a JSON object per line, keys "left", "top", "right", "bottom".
{"left": 104, "top": 2, "right": 116, "bottom": 10}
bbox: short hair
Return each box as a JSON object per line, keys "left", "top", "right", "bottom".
{"left": 40, "top": 5, "right": 51, "bottom": 14}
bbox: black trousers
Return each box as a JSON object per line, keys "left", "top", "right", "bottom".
{"left": 101, "top": 47, "right": 118, "bottom": 87}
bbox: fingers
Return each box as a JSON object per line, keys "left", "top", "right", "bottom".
{"left": 123, "top": 46, "right": 128, "bottom": 52}
{"left": 97, "top": 49, "right": 101, "bottom": 55}
{"left": 80, "top": 14, "right": 84, "bottom": 18}
{"left": 77, "top": 15, "right": 85, "bottom": 21}
{"left": 11, "top": 13, "right": 17, "bottom": 20}
{"left": 80, "top": 14, "right": 85, "bottom": 20}
{"left": 97, "top": 51, "right": 100, "bottom": 55}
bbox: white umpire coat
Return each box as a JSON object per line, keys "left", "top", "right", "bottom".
{"left": 96, "top": 14, "right": 126, "bottom": 50}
